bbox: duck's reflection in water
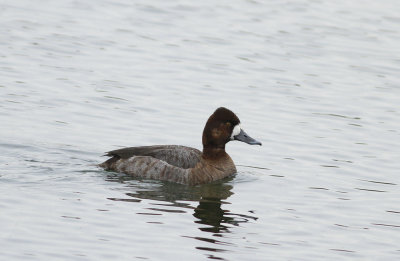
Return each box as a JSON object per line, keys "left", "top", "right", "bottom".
{"left": 192, "top": 184, "right": 258, "bottom": 233}
{"left": 106, "top": 174, "right": 258, "bottom": 255}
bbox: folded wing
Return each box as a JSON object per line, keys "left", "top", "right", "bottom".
{"left": 103, "top": 145, "right": 202, "bottom": 169}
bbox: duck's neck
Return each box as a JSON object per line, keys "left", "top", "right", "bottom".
{"left": 202, "top": 145, "right": 227, "bottom": 160}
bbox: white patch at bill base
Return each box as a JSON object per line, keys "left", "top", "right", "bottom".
{"left": 230, "top": 124, "right": 242, "bottom": 140}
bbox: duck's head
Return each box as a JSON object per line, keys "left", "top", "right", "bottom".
{"left": 202, "top": 107, "right": 262, "bottom": 149}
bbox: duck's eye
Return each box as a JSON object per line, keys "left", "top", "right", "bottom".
{"left": 226, "top": 122, "right": 232, "bottom": 127}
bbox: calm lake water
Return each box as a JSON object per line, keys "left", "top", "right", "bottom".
{"left": 1, "top": 0, "right": 399, "bottom": 260}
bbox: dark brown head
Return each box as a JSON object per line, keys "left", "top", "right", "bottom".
{"left": 202, "top": 107, "right": 261, "bottom": 150}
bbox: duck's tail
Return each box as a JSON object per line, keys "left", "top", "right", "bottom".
{"left": 99, "top": 155, "right": 121, "bottom": 170}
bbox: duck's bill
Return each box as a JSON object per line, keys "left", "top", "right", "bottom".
{"left": 234, "top": 129, "right": 262, "bottom": 145}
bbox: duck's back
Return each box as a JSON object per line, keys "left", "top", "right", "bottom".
{"left": 101, "top": 145, "right": 201, "bottom": 169}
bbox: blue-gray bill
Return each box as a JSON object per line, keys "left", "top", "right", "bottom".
{"left": 234, "top": 129, "right": 262, "bottom": 145}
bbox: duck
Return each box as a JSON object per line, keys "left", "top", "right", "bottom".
{"left": 100, "top": 107, "right": 261, "bottom": 185}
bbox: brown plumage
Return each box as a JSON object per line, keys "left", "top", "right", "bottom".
{"left": 99, "top": 107, "right": 261, "bottom": 185}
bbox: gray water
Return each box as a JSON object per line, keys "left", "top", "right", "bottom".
{"left": 1, "top": 0, "right": 399, "bottom": 260}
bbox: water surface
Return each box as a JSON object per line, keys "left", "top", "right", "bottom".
{"left": 1, "top": 0, "right": 399, "bottom": 260}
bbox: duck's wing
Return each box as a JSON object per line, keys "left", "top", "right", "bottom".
{"left": 103, "top": 145, "right": 202, "bottom": 169}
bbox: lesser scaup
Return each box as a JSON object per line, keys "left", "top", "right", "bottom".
{"left": 100, "top": 107, "right": 261, "bottom": 185}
